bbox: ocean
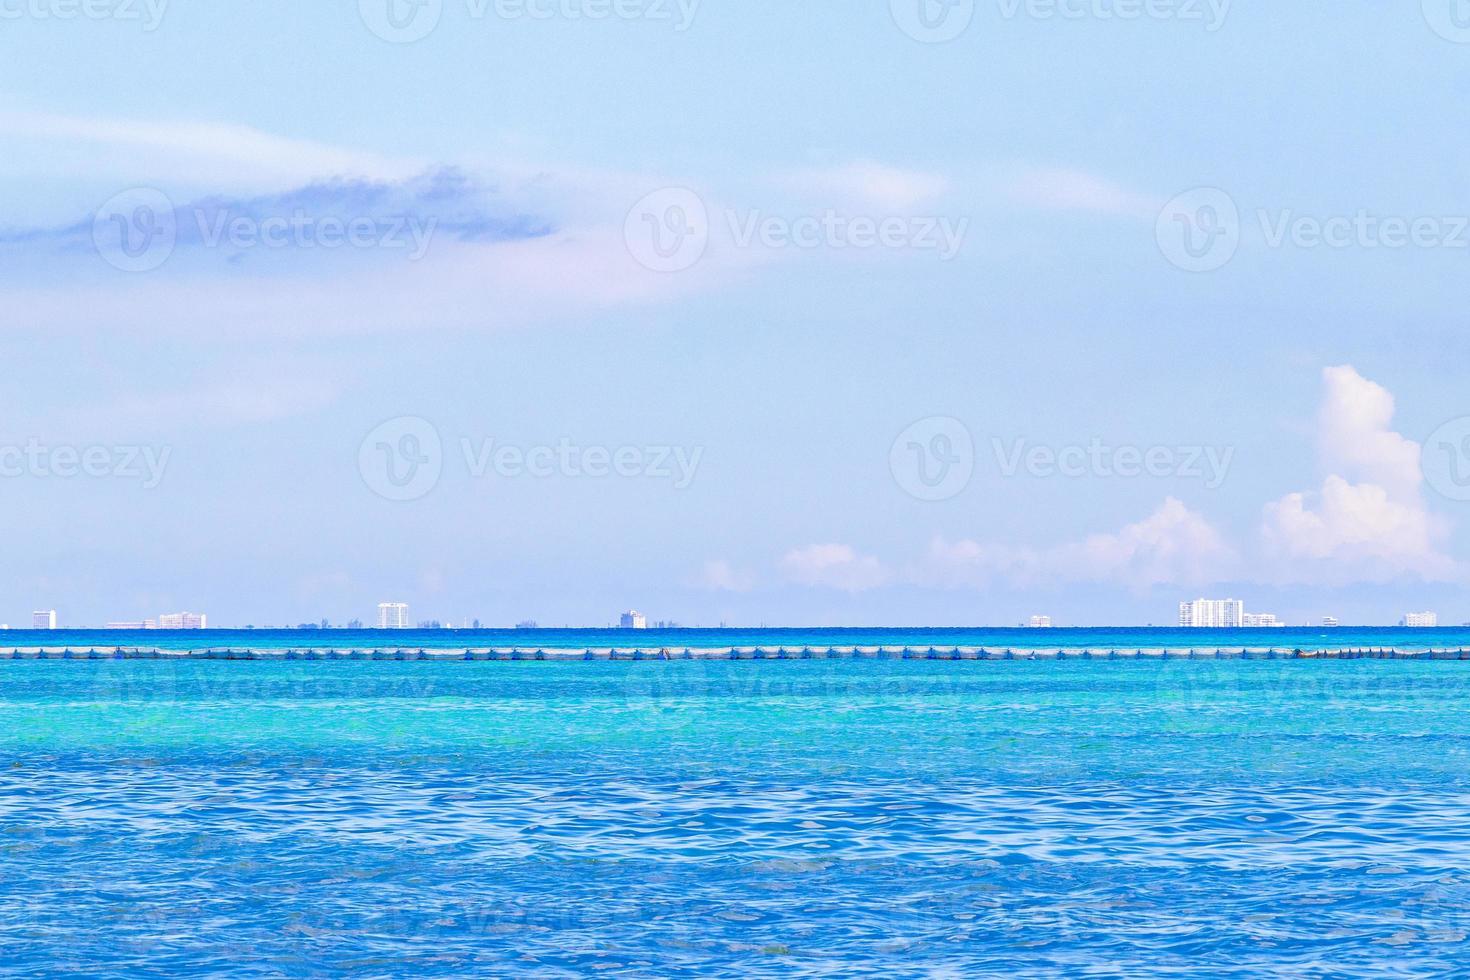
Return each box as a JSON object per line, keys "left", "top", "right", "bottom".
{"left": 2, "top": 629, "right": 1469, "bottom": 975}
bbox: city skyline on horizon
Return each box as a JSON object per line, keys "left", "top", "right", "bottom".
{"left": 4, "top": 602, "right": 1462, "bottom": 632}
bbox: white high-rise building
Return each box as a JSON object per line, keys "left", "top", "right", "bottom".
{"left": 1402, "top": 611, "right": 1438, "bottom": 628}
{"left": 1028, "top": 615, "right": 1052, "bottom": 628}
{"left": 32, "top": 610, "right": 57, "bottom": 630}
{"left": 158, "top": 612, "right": 207, "bottom": 630}
{"left": 620, "top": 610, "right": 648, "bottom": 630}
{"left": 1242, "top": 613, "right": 1285, "bottom": 628}
{"left": 378, "top": 602, "right": 410, "bottom": 629}
{"left": 1178, "top": 598, "right": 1244, "bottom": 628}
{"left": 1322, "top": 617, "right": 1340, "bottom": 628}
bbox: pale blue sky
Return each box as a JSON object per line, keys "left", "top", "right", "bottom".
{"left": 4, "top": 2, "right": 1470, "bottom": 627}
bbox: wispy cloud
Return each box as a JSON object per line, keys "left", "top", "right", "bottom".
{"left": 0, "top": 111, "right": 745, "bottom": 335}
{"left": 780, "top": 544, "right": 891, "bottom": 593}
{"left": 0, "top": 168, "right": 555, "bottom": 259}
{"left": 1008, "top": 166, "right": 1160, "bottom": 218}
{"left": 695, "top": 559, "right": 757, "bottom": 593}
{"left": 2, "top": 225, "right": 733, "bottom": 338}
{"left": 776, "top": 161, "right": 952, "bottom": 212}
{"left": 916, "top": 497, "right": 1238, "bottom": 593}
{"left": 0, "top": 109, "right": 422, "bottom": 188}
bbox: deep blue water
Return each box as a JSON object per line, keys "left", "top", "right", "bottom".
{"left": 3, "top": 654, "right": 1470, "bottom": 975}
{"left": 5, "top": 625, "right": 1470, "bottom": 651}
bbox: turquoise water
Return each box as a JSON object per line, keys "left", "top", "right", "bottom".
{"left": 4, "top": 656, "right": 1470, "bottom": 975}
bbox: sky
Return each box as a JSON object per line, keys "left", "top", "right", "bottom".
{"left": 3, "top": 1, "right": 1470, "bottom": 628}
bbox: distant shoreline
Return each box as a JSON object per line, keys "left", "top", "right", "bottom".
{"left": 2, "top": 645, "right": 1468, "bottom": 662}
{"left": 0, "top": 625, "right": 1461, "bottom": 634}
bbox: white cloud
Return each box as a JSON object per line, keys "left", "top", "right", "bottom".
{"left": 1260, "top": 365, "right": 1457, "bottom": 582}
{"left": 914, "top": 367, "right": 1458, "bottom": 591}
{"left": 918, "top": 497, "right": 1236, "bottom": 592}
{"left": 1263, "top": 477, "right": 1449, "bottom": 574}
{"left": 4, "top": 221, "right": 736, "bottom": 339}
{"left": 3, "top": 111, "right": 973, "bottom": 340}
{"left": 914, "top": 538, "right": 1039, "bottom": 590}
{"left": 1316, "top": 364, "right": 1421, "bottom": 500}
{"left": 1008, "top": 167, "right": 1159, "bottom": 218}
{"left": 0, "top": 109, "right": 423, "bottom": 190}
{"left": 779, "top": 161, "right": 951, "bottom": 212}
{"left": 773, "top": 368, "right": 1459, "bottom": 598}
{"left": 696, "top": 559, "right": 756, "bottom": 593}
{"left": 0, "top": 109, "right": 766, "bottom": 337}
{"left": 780, "top": 544, "right": 890, "bottom": 592}
{"left": 1064, "top": 497, "right": 1237, "bottom": 587}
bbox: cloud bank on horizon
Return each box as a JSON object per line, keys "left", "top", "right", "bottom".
{"left": 738, "top": 366, "right": 1462, "bottom": 597}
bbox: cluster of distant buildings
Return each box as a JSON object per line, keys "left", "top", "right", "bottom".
{"left": 21, "top": 610, "right": 207, "bottom": 630}
{"left": 3, "top": 601, "right": 1453, "bottom": 631}
{"left": 106, "top": 613, "right": 207, "bottom": 630}
{"left": 616, "top": 611, "right": 682, "bottom": 629}
{"left": 1179, "top": 598, "right": 1285, "bottom": 629}
{"left": 374, "top": 605, "right": 669, "bottom": 631}
{"left": 368, "top": 606, "right": 670, "bottom": 630}
{"left": 1179, "top": 598, "right": 1442, "bottom": 629}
